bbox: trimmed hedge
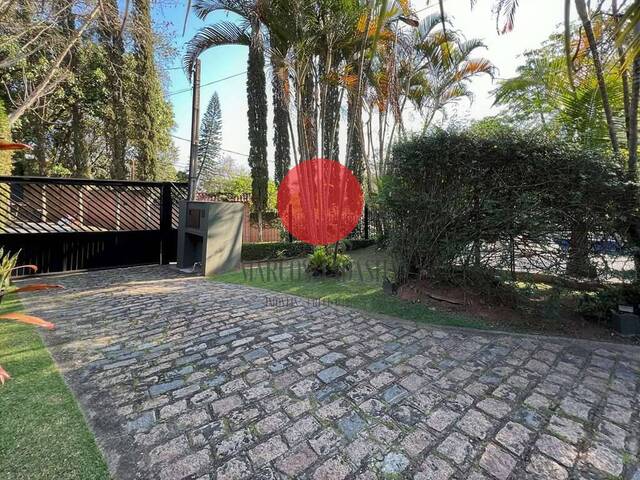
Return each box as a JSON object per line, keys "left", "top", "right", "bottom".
{"left": 380, "top": 127, "right": 627, "bottom": 282}
{"left": 241, "top": 239, "right": 376, "bottom": 261}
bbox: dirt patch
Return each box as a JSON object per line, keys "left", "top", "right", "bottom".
{"left": 397, "top": 280, "right": 640, "bottom": 345}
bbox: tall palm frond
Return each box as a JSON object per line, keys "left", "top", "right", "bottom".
{"left": 558, "top": 76, "right": 626, "bottom": 149}
{"left": 192, "top": 0, "right": 253, "bottom": 19}
{"left": 417, "top": 12, "right": 449, "bottom": 40}
{"left": 453, "top": 58, "right": 495, "bottom": 81}
{"left": 615, "top": 0, "right": 640, "bottom": 67}
{"left": 494, "top": 0, "right": 520, "bottom": 34}
{"left": 183, "top": 22, "right": 252, "bottom": 75}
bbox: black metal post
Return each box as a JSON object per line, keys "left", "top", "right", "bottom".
{"left": 160, "top": 183, "right": 173, "bottom": 264}
{"left": 364, "top": 205, "right": 369, "bottom": 240}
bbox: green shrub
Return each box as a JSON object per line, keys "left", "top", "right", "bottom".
{"left": 305, "top": 246, "right": 352, "bottom": 276}
{"left": 241, "top": 239, "right": 376, "bottom": 261}
{"left": 577, "top": 285, "right": 640, "bottom": 322}
{"left": 380, "top": 127, "right": 627, "bottom": 285}
{"left": 242, "top": 242, "right": 314, "bottom": 261}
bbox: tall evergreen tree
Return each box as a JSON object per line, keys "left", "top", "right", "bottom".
{"left": 247, "top": 24, "right": 269, "bottom": 241}
{"left": 196, "top": 92, "right": 222, "bottom": 189}
{"left": 132, "top": 0, "right": 162, "bottom": 180}
{"left": 60, "top": 1, "right": 89, "bottom": 177}
{"left": 100, "top": 0, "right": 129, "bottom": 179}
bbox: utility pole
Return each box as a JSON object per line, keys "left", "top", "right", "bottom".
{"left": 188, "top": 58, "right": 201, "bottom": 201}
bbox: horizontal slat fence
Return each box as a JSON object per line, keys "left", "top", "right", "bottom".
{"left": 0, "top": 176, "right": 188, "bottom": 275}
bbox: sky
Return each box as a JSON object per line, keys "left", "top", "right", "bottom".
{"left": 153, "top": 0, "right": 573, "bottom": 174}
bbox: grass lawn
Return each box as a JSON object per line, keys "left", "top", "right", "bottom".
{"left": 0, "top": 293, "right": 109, "bottom": 480}
{"left": 214, "top": 247, "right": 487, "bottom": 329}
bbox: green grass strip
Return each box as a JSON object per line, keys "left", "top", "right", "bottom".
{"left": 214, "top": 252, "right": 487, "bottom": 330}
{"left": 0, "top": 293, "right": 109, "bottom": 480}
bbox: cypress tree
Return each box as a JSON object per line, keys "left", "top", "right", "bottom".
{"left": 247, "top": 28, "right": 269, "bottom": 241}
{"left": 99, "top": 0, "right": 129, "bottom": 179}
{"left": 132, "top": 0, "right": 163, "bottom": 180}
{"left": 196, "top": 92, "right": 223, "bottom": 189}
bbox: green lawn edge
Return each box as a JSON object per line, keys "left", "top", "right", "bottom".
{"left": 0, "top": 293, "right": 110, "bottom": 480}
{"left": 213, "top": 265, "right": 488, "bottom": 331}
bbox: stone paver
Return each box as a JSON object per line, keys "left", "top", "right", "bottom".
{"left": 21, "top": 266, "right": 640, "bottom": 479}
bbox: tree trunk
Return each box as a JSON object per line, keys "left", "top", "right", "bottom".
{"left": 321, "top": 54, "right": 341, "bottom": 160}
{"left": 346, "top": 92, "right": 365, "bottom": 182}
{"left": 612, "top": 0, "right": 631, "bottom": 144}
{"left": 566, "top": 222, "right": 595, "bottom": 278}
{"left": 564, "top": 0, "right": 576, "bottom": 92}
{"left": 34, "top": 119, "right": 47, "bottom": 175}
{"left": 628, "top": 22, "right": 639, "bottom": 181}
{"left": 299, "top": 67, "right": 317, "bottom": 161}
{"left": 270, "top": 41, "right": 290, "bottom": 185}
{"left": 628, "top": 24, "right": 640, "bottom": 281}
{"left": 575, "top": 0, "right": 621, "bottom": 156}
{"left": 71, "top": 103, "right": 89, "bottom": 176}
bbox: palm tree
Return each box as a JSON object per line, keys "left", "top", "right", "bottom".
{"left": 574, "top": 0, "right": 620, "bottom": 156}
{"left": 184, "top": 2, "right": 269, "bottom": 239}
{"left": 185, "top": 0, "right": 293, "bottom": 185}
{"left": 407, "top": 15, "right": 494, "bottom": 132}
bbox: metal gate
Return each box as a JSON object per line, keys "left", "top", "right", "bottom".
{"left": 0, "top": 176, "right": 188, "bottom": 276}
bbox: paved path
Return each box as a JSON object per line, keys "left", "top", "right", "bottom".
{"left": 22, "top": 266, "right": 640, "bottom": 480}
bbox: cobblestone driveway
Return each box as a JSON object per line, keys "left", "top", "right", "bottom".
{"left": 22, "top": 266, "right": 640, "bottom": 480}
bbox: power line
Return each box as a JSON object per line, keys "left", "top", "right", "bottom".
{"left": 167, "top": 71, "right": 248, "bottom": 96}
{"left": 169, "top": 134, "right": 250, "bottom": 157}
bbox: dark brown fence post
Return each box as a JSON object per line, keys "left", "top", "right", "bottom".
{"left": 160, "top": 183, "right": 172, "bottom": 264}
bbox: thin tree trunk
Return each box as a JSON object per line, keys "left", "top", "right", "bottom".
{"left": 34, "top": 119, "right": 47, "bottom": 175}
{"left": 575, "top": 0, "right": 621, "bottom": 155}
{"left": 564, "top": 0, "right": 576, "bottom": 92}
{"left": 346, "top": 91, "right": 365, "bottom": 182}
{"left": 300, "top": 66, "right": 317, "bottom": 161}
{"left": 270, "top": 39, "right": 291, "bottom": 185}
{"left": 321, "top": 53, "right": 340, "bottom": 160}
{"left": 612, "top": 0, "right": 631, "bottom": 144}
{"left": 567, "top": 221, "right": 594, "bottom": 278}
{"left": 628, "top": 23, "right": 639, "bottom": 180}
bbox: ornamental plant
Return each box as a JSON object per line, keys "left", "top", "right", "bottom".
{"left": 0, "top": 249, "right": 62, "bottom": 385}
{"left": 306, "top": 246, "right": 353, "bottom": 277}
